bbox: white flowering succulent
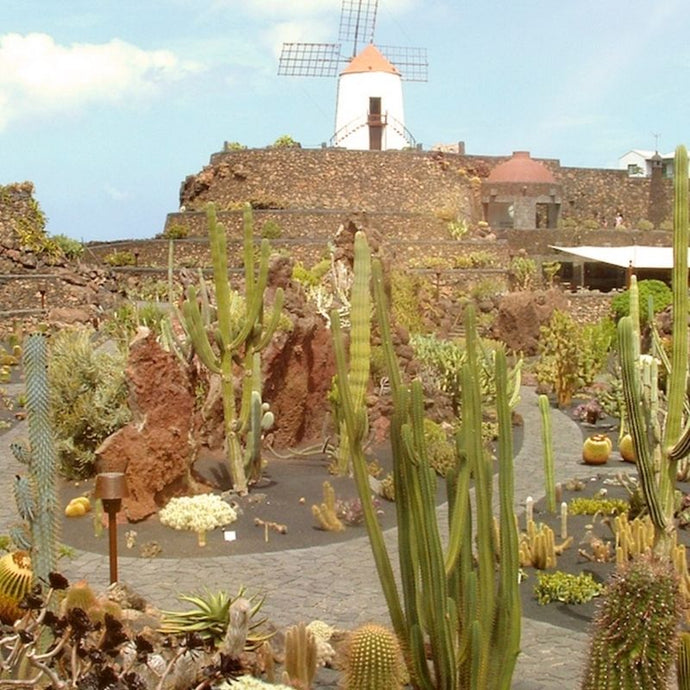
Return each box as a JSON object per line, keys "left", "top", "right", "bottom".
{"left": 159, "top": 494, "right": 237, "bottom": 545}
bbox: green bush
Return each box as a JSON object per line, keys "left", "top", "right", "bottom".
{"left": 535, "top": 312, "right": 613, "bottom": 407}
{"left": 534, "top": 571, "right": 604, "bottom": 605}
{"left": 160, "top": 223, "right": 188, "bottom": 240}
{"left": 637, "top": 218, "right": 654, "bottom": 231}
{"left": 390, "top": 271, "right": 426, "bottom": 334}
{"left": 610, "top": 279, "right": 672, "bottom": 324}
{"left": 271, "top": 134, "right": 300, "bottom": 148}
{"left": 509, "top": 256, "right": 537, "bottom": 290}
{"left": 223, "top": 141, "right": 247, "bottom": 151}
{"left": 260, "top": 219, "right": 282, "bottom": 239}
{"left": 51, "top": 234, "right": 84, "bottom": 260}
{"left": 49, "top": 328, "right": 131, "bottom": 479}
{"left": 103, "top": 249, "right": 136, "bottom": 267}
{"left": 660, "top": 219, "right": 673, "bottom": 231}
{"left": 582, "top": 219, "right": 599, "bottom": 230}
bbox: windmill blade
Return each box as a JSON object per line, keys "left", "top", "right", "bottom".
{"left": 339, "top": 0, "right": 378, "bottom": 56}
{"left": 379, "top": 45, "right": 428, "bottom": 82}
{"left": 278, "top": 42, "right": 344, "bottom": 78}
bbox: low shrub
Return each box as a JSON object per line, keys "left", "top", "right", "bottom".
{"left": 610, "top": 279, "right": 672, "bottom": 324}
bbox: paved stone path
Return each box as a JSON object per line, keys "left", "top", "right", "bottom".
{"left": 0, "top": 385, "right": 633, "bottom": 688}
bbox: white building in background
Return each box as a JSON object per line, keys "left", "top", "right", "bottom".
{"left": 332, "top": 44, "right": 410, "bottom": 151}
{"left": 618, "top": 149, "right": 675, "bottom": 177}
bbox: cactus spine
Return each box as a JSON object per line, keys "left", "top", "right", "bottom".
{"left": 181, "top": 204, "right": 283, "bottom": 494}
{"left": 342, "top": 623, "right": 405, "bottom": 690}
{"left": 582, "top": 555, "right": 682, "bottom": 690}
{"left": 331, "top": 232, "right": 520, "bottom": 689}
{"left": 10, "top": 334, "right": 59, "bottom": 583}
{"left": 538, "top": 394, "right": 556, "bottom": 513}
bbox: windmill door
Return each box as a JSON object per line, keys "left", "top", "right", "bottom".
{"left": 368, "top": 97, "right": 383, "bottom": 150}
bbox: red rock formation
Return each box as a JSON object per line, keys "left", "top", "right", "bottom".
{"left": 96, "top": 333, "right": 199, "bottom": 521}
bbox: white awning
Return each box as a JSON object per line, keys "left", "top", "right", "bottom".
{"left": 549, "top": 245, "right": 686, "bottom": 269}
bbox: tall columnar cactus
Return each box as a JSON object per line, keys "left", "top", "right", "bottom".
{"left": 582, "top": 555, "right": 683, "bottom": 690}
{"left": 282, "top": 621, "right": 317, "bottom": 689}
{"left": 618, "top": 145, "right": 689, "bottom": 554}
{"left": 333, "top": 230, "right": 371, "bottom": 476}
{"left": 538, "top": 394, "right": 556, "bottom": 513}
{"left": 181, "top": 204, "right": 283, "bottom": 494}
{"left": 331, "top": 232, "right": 521, "bottom": 689}
{"left": 342, "top": 623, "right": 405, "bottom": 690}
{"left": 9, "top": 334, "right": 59, "bottom": 583}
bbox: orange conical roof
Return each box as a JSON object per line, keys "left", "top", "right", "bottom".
{"left": 487, "top": 151, "right": 556, "bottom": 184}
{"left": 341, "top": 44, "right": 400, "bottom": 76}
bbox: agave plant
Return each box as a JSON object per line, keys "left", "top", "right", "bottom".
{"left": 158, "top": 587, "right": 272, "bottom": 651}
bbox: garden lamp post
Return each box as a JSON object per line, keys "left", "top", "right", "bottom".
{"left": 94, "top": 472, "right": 128, "bottom": 584}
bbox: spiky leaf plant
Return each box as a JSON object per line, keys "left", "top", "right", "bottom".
{"left": 158, "top": 587, "right": 272, "bottom": 651}
{"left": 48, "top": 327, "right": 131, "bottom": 479}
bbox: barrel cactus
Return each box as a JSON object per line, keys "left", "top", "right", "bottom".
{"left": 582, "top": 555, "right": 682, "bottom": 689}
{"left": 342, "top": 623, "right": 405, "bottom": 690}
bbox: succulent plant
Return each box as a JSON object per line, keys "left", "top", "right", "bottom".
{"left": 0, "top": 551, "right": 33, "bottom": 624}
{"left": 582, "top": 555, "right": 683, "bottom": 689}
{"left": 341, "top": 623, "right": 405, "bottom": 690}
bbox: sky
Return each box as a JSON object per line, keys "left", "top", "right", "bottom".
{"left": 1, "top": 0, "right": 689, "bottom": 242}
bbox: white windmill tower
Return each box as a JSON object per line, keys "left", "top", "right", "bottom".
{"left": 278, "top": 0, "right": 428, "bottom": 151}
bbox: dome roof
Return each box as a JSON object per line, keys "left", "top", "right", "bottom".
{"left": 487, "top": 151, "right": 556, "bottom": 184}
{"left": 341, "top": 44, "right": 400, "bottom": 77}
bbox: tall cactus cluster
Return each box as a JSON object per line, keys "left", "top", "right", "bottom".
{"left": 9, "top": 333, "right": 59, "bottom": 584}
{"left": 618, "top": 145, "right": 689, "bottom": 555}
{"left": 581, "top": 555, "right": 683, "bottom": 689}
{"left": 181, "top": 203, "right": 283, "bottom": 494}
{"left": 331, "top": 231, "right": 520, "bottom": 689}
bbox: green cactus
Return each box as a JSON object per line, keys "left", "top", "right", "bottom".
{"left": 677, "top": 632, "right": 690, "bottom": 690}
{"left": 538, "top": 394, "right": 556, "bottom": 513}
{"left": 618, "top": 145, "right": 689, "bottom": 555}
{"left": 181, "top": 203, "right": 283, "bottom": 494}
{"left": 283, "top": 621, "right": 317, "bottom": 689}
{"left": 342, "top": 623, "right": 405, "bottom": 690}
{"left": 331, "top": 232, "right": 521, "bottom": 689}
{"left": 332, "top": 231, "right": 371, "bottom": 476}
{"left": 10, "top": 334, "right": 59, "bottom": 584}
{"left": 311, "top": 481, "right": 344, "bottom": 532}
{"left": 581, "top": 555, "right": 683, "bottom": 690}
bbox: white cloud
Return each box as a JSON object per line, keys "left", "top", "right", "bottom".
{"left": 103, "top": 184, "right": 129, "bottom": 201}
{"left": 0, "top": 33, "right": 203, "bottom": 131}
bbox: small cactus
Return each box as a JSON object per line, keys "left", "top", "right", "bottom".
{"left": 677, "top": 631, "right": 690, "bottom": 690}
{"left": 0, "top": 551, "right": 33, "bottom": 624}
{"left": 582, "top": 555, "right": 683, "bottom": 689}
{"left": 342, "top": 623, "right": 405, "bottom": 690}
{"left": 283, "top": 621, "right": 317, "bottom": 689}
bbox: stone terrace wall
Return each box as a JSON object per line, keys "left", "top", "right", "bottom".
{"left": 178, "top": 148, "right": 479, "bottom": 219}
{"left": 556, "top": 166, "right": 670, "bottom": 226}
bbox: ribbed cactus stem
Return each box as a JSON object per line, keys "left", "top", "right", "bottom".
{"left": 23, "top": 334, "right": 59, "bottom": 583}
{"left": 334, "top": 230, "right": 371, "bottom": 475}
{"left": 343, "top": 623, "right": 405, "bottom": 690}
{"left": 618, "top": 316, "right": 668, "bottom": 535}
{"left": 283, "top": 622, "right": 317, "bottom": 689}
{"left": 661, "top": 145, "right": 689, "bottom": 506}
{"left": 538, "top": 394, "right": 556, "bottom": 513}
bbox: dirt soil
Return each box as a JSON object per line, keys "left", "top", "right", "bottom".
{"left": 59, "top": 444, "right": 446, "bottom": 560}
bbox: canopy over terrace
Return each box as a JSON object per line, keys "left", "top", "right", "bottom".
{"left": 548, "top": 245, "right": 688, "bottom": 291}
{"left": 550, "top": 245, "right": 687, "bottom": 269}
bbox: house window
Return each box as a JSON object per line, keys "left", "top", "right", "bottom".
{"left": 627, "top": 163, "right": 644, "bottom": 177}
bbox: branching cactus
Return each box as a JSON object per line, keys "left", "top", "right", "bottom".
{"left": 9, "top": 334, "right": 59, "bottom": 583}
{"left": 181, "top": 203, "right": 283, "bottom": 494}
{"left": 283, "top": 621, "right": 317, "bottom": 689}
{"left": 331, "top": 232, "right": 521, "bottom": 689}
{"left": 618, "top": 145, "right": 689, "bottom": 555}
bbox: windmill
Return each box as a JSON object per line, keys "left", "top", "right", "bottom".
{"left": 278, "top": 0, "right": 428, "bottom": 151}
